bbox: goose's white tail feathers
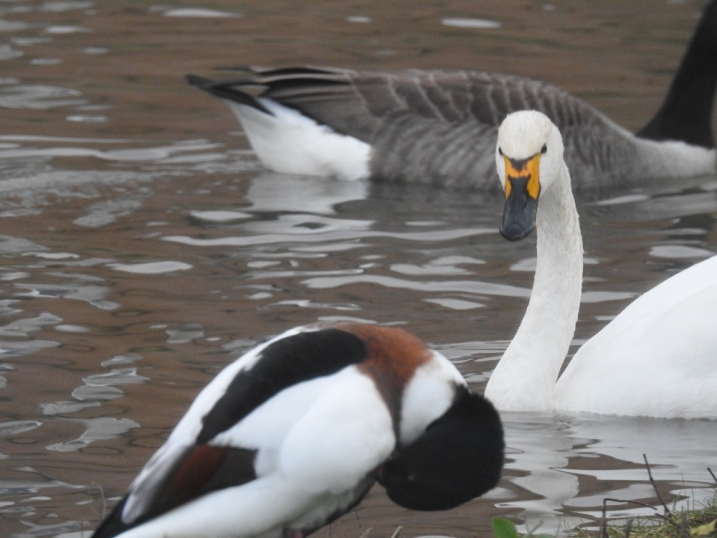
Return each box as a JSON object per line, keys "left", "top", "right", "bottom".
{"left": 227, "top": 99, "right": 372, "bottom": 181}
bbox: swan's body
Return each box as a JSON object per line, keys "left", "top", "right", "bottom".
{"left": 484, "top": 110, "right": 717, "bottom": 419}
{"left": 555, "top": 255, "right": 717, "bottom": 418}
{"left": 92, "top": 324, "right": 504, "bottom": 538}
{"left": 187, "top": 0, "right": 717, "bottom": 189}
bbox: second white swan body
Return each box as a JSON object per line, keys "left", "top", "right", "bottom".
{"left": 484, "top": 110, "right": 717, "bottom": 419}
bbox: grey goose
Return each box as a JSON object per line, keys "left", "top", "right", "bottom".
{"left": 188, "top": 0, "right": 717, "bottom": 190}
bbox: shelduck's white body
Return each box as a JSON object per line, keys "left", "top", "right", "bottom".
{"left": 93, "top": 324, "right": 504, "bottom": 538}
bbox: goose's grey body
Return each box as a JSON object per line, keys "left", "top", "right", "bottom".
{"left": 188, "top": 0, "right": 717, "bottom": 189}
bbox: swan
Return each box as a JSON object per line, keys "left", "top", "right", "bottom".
{"left": 186, "top": 0, "right": 717, "bottom": 189}
{"left": 484, "top": 109, "right": 717, "bottom": 419}
{"left": 91, "top": 323, "right": 504, "bottom": 538}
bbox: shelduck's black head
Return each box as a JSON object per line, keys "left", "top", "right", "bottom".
{"left": 376, "top": 387, "right": 504, "bottom": 511}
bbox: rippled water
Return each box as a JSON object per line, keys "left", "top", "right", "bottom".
{"left": 1, "top": 1, "right": 716, "bottom": 537}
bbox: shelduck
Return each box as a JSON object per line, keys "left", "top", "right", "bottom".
{"left": 92, "top": 323, "right": 504, "bottom": 538}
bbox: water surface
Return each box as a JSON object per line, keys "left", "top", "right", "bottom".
{"left": 1, "top": 1, "right": 716, "bottom": 537}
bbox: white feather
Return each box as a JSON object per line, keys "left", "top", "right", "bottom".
{"left": 278, "top": 367, "right": 394, "bottom": 493}
{"left": 227, "top": 99, "right": 371, "bottom": 181}
{"left": 555, "top": 254, "right": 717, "bottom": 418}
{"left": 211, "top": 374, "right": 338, "bottom": 454}
{"left": 399, "top": 351, "right": 465, "bottom": 444}
{"left": 123, "top": 326, "right": 315, "bottom": 522}
{"left": 210, "top": 366, "right": 395, "bottom": 488}
{"left": 116, "top": 473, "right": 355, "bottom": 538}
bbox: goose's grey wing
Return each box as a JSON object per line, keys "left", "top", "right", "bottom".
{"left": 191, "top": 67, "right": 639, "bottom": 187}
{"left": 213, "top": 67, "right": 607, "bottom": 137}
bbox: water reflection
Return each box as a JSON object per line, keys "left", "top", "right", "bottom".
{"left": 0, "top": 135, "right": 250, "bottom": 220}
{"left": 499, "top": 413, "right": 717, "bottom": 534}
{"left": 0, "top": 84, "right": 85, "bottom": 109}
{"left": 0, "top": 312, "right": 60, "bottom": 358}
{"left": 244, "top": 172, "right": 370, "bottom": 214}
{"left": 0, "top": 161, "right": 715, "bottom": 536}
{"left": 46, "top": 417, "right": 140, "bottom": 453}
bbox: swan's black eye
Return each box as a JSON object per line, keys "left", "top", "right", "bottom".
{"left": 498, "top": 147, "right": 503, "bottom": 156}
{"left": 541, "top": 144, "right": 547, "bottom": 154}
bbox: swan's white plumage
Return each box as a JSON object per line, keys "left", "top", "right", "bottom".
{"left": 485, "top": 111, "right": 583, "bottom": 412}
{"left": 555, "top": 254, "right": 717, "bottom": 419}
{"left": 485, "top": 110, "right": 717, "bottom": 419}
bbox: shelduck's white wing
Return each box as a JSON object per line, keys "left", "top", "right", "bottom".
{"left": 122, "top": 326, "right": 310, "bottom": 521}
{"left": 102, "top": 325, "right": 397, "bottom": 536}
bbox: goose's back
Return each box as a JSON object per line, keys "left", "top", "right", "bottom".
{"left": 238, "top": 68, "right": 642, "bottom": 188}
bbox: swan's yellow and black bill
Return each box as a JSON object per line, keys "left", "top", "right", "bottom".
{"left": 500, "top": 154, "right": 541, "bottom": 241}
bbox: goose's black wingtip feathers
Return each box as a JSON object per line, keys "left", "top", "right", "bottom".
{"left": 186, "top": 73, "right": 212, "bottom": 89}
{"left": 636, "top": 0, "right": 717, "bottom": 149}
{"left": 186, "top": 73, "right": 273, "bottom": 115}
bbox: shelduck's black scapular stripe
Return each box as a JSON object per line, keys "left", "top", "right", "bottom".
{"left": 92, "top": 324, "right": 504, "bottom": 538}
{"left": 199, "top": 328, "right": 370, "bottom": 443}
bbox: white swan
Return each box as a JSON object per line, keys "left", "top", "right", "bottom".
{"left": 484, "top": 110, "right": 717, "bottom": 419}
{"left": 187, "top": 0, "right": 717, "bottom": 189}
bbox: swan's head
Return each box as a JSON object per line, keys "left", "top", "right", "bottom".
{"left": 495, "top": 110, "right": 565, "bottom": 241}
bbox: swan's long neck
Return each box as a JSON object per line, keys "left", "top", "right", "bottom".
{"left": 485, "top": 163, "right": 583, "bottom": 411}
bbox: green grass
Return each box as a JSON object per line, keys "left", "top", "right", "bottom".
{"left": 491, "top": 497, "right": 717, "bottom": 538}
{"left": 491, "top": 463, "right": 717, "bottom": 538}
{"left": 595, "top": 496, "right": 717, "bottom": 538}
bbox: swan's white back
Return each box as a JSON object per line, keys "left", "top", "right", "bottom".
{"left": 555, "top": 254, "right": 717, "bottom": 419}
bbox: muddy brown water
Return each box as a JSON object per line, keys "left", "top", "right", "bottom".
{"left": 1, "top": 1, "right": 717, "bottom": 537}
